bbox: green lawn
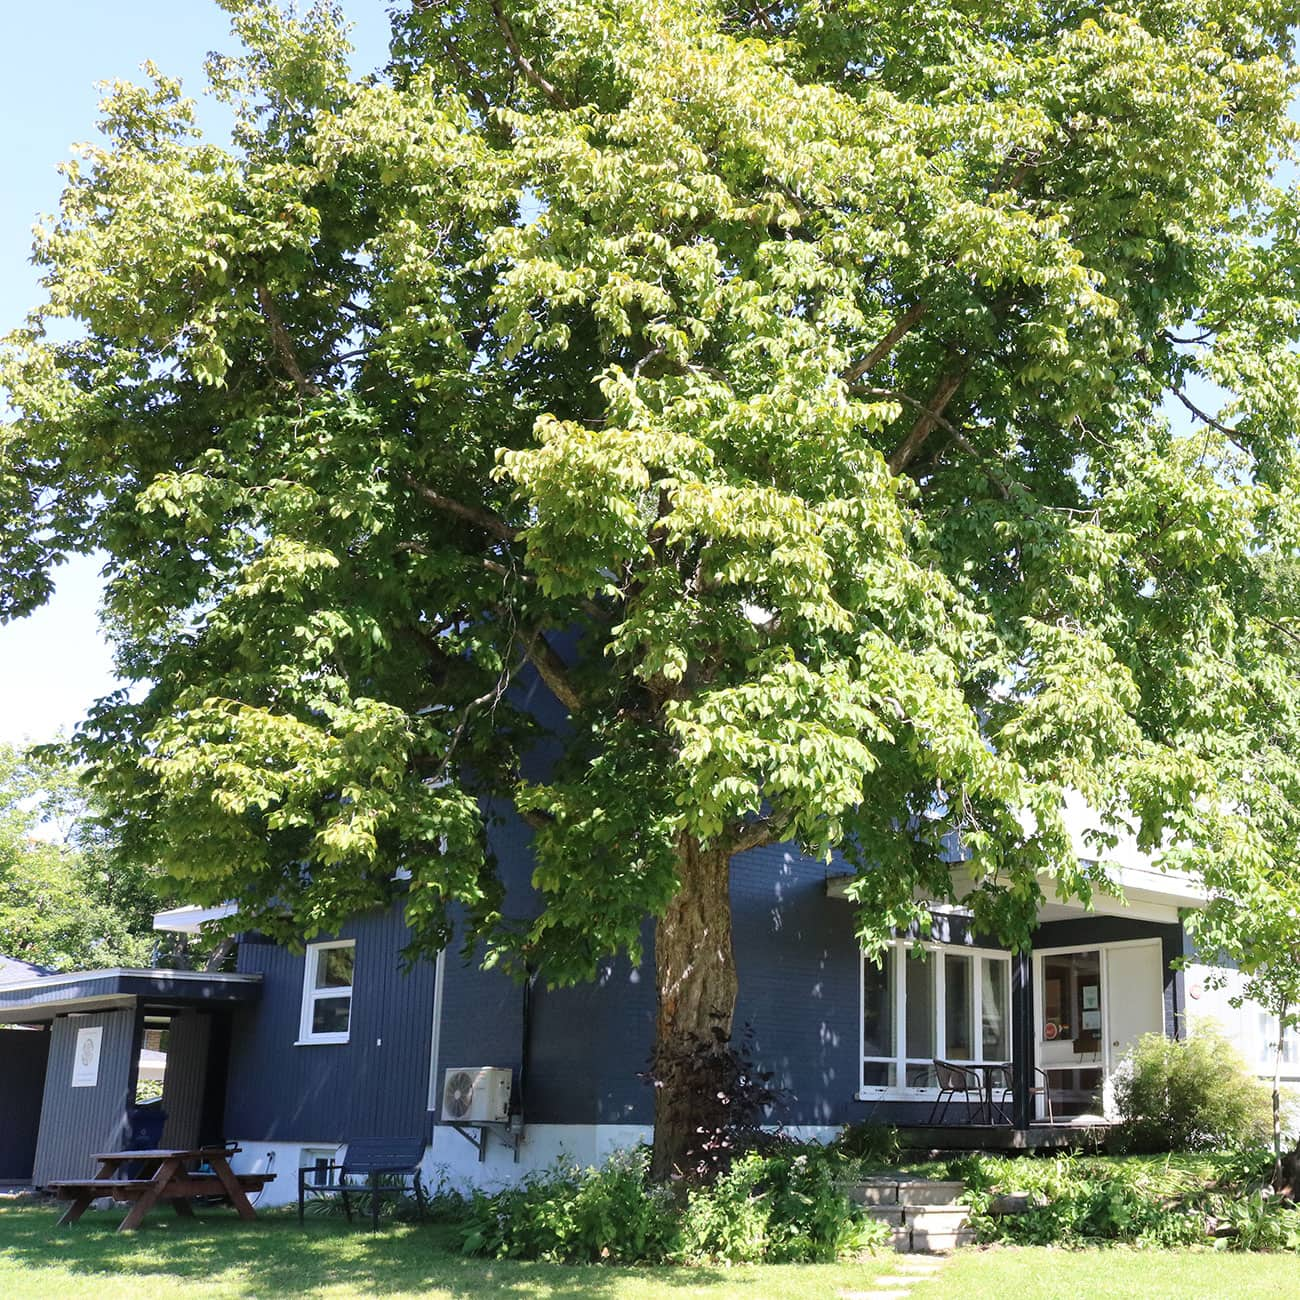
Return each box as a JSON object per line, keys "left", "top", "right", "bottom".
{"left": 6, "top": 1203, "right": 1300, "bottom": 1299}
{"left": 909, "top": 1245, "right": 1300, "bottom": 1299}
{"left": 0, "top": 1204, "right": 893, "bottom": 1299}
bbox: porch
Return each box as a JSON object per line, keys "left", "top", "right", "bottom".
{"left": 828, "top": 823, "right": 1206, "bottom": 1136}
{"left": 893, "top": 1123, "right": 1108, "bottom": 1152}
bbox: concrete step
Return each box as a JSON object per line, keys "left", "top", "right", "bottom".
{"left": 899, "top": 1180, "right": 965, "bottom": 1206}
{"left": 903, "top": 1206, "right": 969, "bottom": 1231}
{"left": 911, "top": 1225, "right": 978, "bottom": 1253}
{"left": 862, "top": 1196, "right": 973, "bottom": 1254}
{"left": 849, "top": 1178, "right": 965, "bottom": 1208}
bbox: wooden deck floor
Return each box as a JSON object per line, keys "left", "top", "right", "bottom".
{"left": 896, "top": 1123, "right": 1110, "bottom": 1152}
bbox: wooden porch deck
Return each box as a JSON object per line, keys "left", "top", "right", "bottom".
{"left": 896, "top": 1123, "right": 1110, "bottom": 1152}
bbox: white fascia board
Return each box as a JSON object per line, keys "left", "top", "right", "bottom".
{"left": 152, "top": 903, "right": 238, "bottom": 934}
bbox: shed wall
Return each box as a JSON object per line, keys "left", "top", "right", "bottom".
{"left": 0, "top": 1027, "right": 50, "bottom": 1180}
{"left": 31, "top": 1008, "right": 136, "bottom": 1186}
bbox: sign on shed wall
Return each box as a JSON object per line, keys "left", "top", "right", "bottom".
{"left": 70, "top": 1025, "right": 102, "bottom": 1088}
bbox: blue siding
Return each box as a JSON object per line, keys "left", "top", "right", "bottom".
{"left": 224, "top": 899, "right": 435, "bottom": 1143}
{"left": 222, "top": 820, "right": 1191, "bottom": 1138}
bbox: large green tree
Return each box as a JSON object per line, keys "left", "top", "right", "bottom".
{"left": 4, "top": 0, "right": 1300, "bottom": 1174}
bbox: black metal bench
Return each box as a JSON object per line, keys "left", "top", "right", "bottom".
{"left": 297, "top": 1136, "right": 426, "bottom": 1231}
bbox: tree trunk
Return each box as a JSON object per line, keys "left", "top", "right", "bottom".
{"left": 1273, "top": 999, "right": 1287, "bottom": 1189}
{"left": 650, "top": 834, "right": 738, "bottom": 1181}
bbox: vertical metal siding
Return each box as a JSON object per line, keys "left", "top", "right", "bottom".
{"left": 0, "top": 1027, "right": 50, "bottom": 1179}
{"left": 224, "top": 899, "right": 436, "bottom": 1143}
{"left": 160, "top": 1011, "right": 211, "bottom": 1149}
{"left": 31, "top": 1009, "right": 136, "bottom": 1186}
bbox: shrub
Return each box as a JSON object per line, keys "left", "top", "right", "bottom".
{"left": 641, "top": 1020, "right": 787, "bottom": 1182}
{"left": 457, "top": 1149, "right": 679, "bottom": 1263}
{"left": 1212, "top": 1190, "right": 1300, "bottom": 1250}
{"left": 456, "top": 1143, "right": 890, "bottom": 1264}
{"left": 680, "top": 1147, "right": 890, "bottom": 1263}
{"left": 1111, "top": 1028, "right": 1272, "bottom": 1153}
{"left": 956, "top": 1153, "right": 1211, "bottom": 1247}
{"left": 834, "top": 1122, "right": 901, "bottom": 1166}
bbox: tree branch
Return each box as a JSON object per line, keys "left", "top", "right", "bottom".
{"left": 255, "top": 286, "right": 320, "bottom": 398}
{"left": 518, "top": 627, "right": 584, "bottom": 713}
{"left": 841, "top": 302, "right": 927, "bottom": 386}
{"left": 1171, "top": 387, "right": 1242, "bottom": 442}
{"left": 887, "top": 367, "right": 968, "bottom": 475}
{"left": 729, "top": 814, "right": 790, "bottom": 855}
{"left": 403, "top": 474, "right": 518, "bottom": 541}
{"left": 857, "top": 385, "right": 1010, "bottom": 500}
{"left": 490, "top": 0, "right": 569, "bottom": 108}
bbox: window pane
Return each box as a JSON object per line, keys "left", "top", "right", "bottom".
{"left": 905, "top": 952, "right": 935, "bottom": 1063}
{"left": 906, "top": 1061, "right": 937, "bottom": 1088}
{"left": 862, "top": 1061, "right": 895, "bottom": 1088}
{"left": 982, "top": 959, "right": 1009, "bottom": 1060}
{"left": 1041, "top": 950, "right": 1099, "bottom": 1046}
{"left": 945, "top": 954, "right": 973, "bottom": 1060}
{"left": 311, "top": 995, "right": 351, "bottom": 1035}
{"left": 316, "top": 945, "right": 355, "bottom": 990}
{"left": 863, "top": 954, "right": 894, "bottom": 1059}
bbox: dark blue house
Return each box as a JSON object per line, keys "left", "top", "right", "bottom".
{"left": 3, "top": 795, "right": 1272, "bottom": 1200}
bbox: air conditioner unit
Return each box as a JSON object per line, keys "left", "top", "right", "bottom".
{"left": 441, "top": 1066, "right": 512, "bottom": 1124}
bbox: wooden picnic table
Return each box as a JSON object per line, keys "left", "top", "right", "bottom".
{"left": 47, "top": 1146, "right": 275, "bottom": 1231}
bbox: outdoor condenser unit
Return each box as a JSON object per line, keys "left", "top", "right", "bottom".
{"left": 441, "top": 1066, "right": 512, "bottom": 1124}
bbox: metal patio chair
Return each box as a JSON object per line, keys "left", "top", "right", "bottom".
{"left": 929, "top": 1059, "right": 982, "bottom": 1124}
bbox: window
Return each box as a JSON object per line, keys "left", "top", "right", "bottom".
{"left": 1254, "top": 1012, "right": 1300, "bottom": 1073}
{"left": 299, "top": 940, "right": 355, "bottom": 1044}
{"left": 300, "top": 1148, "right": 340, "bottom": 1187}
{"left": 861, "top": 942, "right": 1012, "bottom": 1095}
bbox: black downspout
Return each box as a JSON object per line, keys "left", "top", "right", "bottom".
{"left": 1011, "top": 951, "right": 1034, "bottom": 1130}
{"left": 517, "top": 964, "right": 536, "bottom": 1125}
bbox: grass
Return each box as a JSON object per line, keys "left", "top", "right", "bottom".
{"left": 908, "top": 1245, "right": 1300, "bottom": 1299}
{"left": 0, "top": 1203, "right": 894, "bottom": 1299}
{"left": 8, "top": 1193, "right": 1300, "bottom": 1299}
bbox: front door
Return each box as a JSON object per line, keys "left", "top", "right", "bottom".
{"left": 1101, "top": 941, "right": 1165, "bottom": 1111}
{"left": 1034, "top": 939, "right": 1166, "bottom": 1120}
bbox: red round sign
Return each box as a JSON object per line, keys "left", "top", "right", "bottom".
{"left": 1044, "top": 1022, "right": 1058, "bottom": 1041}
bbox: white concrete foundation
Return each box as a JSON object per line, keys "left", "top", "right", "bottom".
{"left": 227, "top": 1124, "right": 657, "bottom": 1208}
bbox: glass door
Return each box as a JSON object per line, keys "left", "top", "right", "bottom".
{"left": 1036, "top": 949, "right": 1105, "bottom": 1118}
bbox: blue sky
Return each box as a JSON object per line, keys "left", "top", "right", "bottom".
{"left": 0, "top": 3, "right": 392, "bottom": 745}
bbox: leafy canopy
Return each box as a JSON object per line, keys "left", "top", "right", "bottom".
{"left": 2, "top": 0, "right": 1300, "bottom": 974}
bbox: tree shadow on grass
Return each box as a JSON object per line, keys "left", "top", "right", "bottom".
{"left": 0, "top": 1205, "right": 750, "bottom": 1298}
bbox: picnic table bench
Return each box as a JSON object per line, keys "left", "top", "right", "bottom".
{"left": 48, "top": 1146, "right": 274, "bottom": 1232}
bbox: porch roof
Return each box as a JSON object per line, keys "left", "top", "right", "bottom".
{"left": 825, "top": 793, "right": 1208, "bottom": 926}
{"left": 0, "top": 967, "right": 261, "bottom": 1024}
{"left": 826, "top": 862, "right": 1204, "bottom": 926}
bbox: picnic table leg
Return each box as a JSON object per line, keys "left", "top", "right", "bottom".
{"left": 118, "top": 1156, "right": 182, "bottom": 1232}
{"left": 209, "top": 1155, "right": 258, "bottom": 1221}
{"left": 56, "top": 1194, "right": 94, "bottom": 1227}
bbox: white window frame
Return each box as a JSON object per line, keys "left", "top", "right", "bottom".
{"left": 297, "top": 940, "right": 355, "bottom": 1045}
{"left": 1254, "top": 1011, "right": 1300, "bottom": 1076}
{"left": 859, "top": 941, "right": 1013, "bottom": 1100}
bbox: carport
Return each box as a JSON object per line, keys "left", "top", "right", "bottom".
{"left": 0, "top": 967, "right": 261, "bottom": 1187}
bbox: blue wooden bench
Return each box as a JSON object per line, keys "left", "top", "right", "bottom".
{"left": 297, "top": 1136, "right": 426, "bottom": 1231}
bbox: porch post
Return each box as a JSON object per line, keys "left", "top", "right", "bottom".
{"left": 1011, "top": 950, "right": 1034, "bottom": 1129}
